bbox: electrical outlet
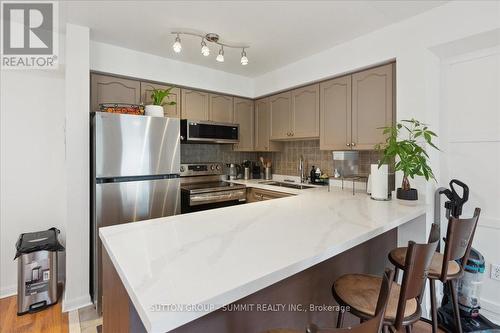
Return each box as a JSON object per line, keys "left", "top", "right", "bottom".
{"left": 491, "top": 264, "right": 500, "bottom": 281}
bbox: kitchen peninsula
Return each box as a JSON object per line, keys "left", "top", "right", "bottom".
{"left": 99, "top": 184, "right": 426, "bottom": 333}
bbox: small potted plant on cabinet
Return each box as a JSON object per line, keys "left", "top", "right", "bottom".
{"left": 145, "top": 86, "right": 177, "bottom": 117}
{"left": 377, "top": 119, "right": 439, "bottom": 200}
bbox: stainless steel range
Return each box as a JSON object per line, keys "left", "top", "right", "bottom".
{"left": 180, "top": 163, "right": 247, "bottom": 213}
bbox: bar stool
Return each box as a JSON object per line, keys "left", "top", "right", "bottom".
{"left": 331, "top": 224, "right": 440, "bottom": 333}
{"left": 264, "top": 269, "right": 394, "bottom": 333}
{"left": 388, "top": 208, "right": 481, "bottom": 333}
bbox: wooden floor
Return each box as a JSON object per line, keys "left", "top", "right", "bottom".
{"left": 0, "top": 295, "right": 68, "bottom": 333}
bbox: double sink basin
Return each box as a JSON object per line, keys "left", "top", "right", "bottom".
{"left": 258, "top": 181, "right": 315, "bottom": 190}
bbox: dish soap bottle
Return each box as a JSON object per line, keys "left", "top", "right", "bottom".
{"left": 315, "top": 167, "right": 321, "bottom": 182}
{"left": 310, "top": 166, "right": 316, "bottom": 183}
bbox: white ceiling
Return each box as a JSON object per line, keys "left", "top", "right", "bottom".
{"left": 62, "top": 1, "right": 446, "bottom": 77}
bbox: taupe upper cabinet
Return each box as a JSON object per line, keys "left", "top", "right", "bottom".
{"left": 255, "top": 98, "right": 282, "bottom": 152}
{"left": 209, "top": 93, "right": 234, "bottom": 123}
{"left": 140, "top": 82, "right": 180, "bottom": 118}
{"left": 319, "top": 63, "right": 393, "bottom": 150}
{"left": 181, "top": 89, "right": 209, "bottom": 121}
{"left": 351, "top": 63, "right": 393, "bottom": 150}
{"left": 291, "top": 84, "right": 320, "bottom": 139}
{"left": 320, "top": 76, "right": 352, "bottom": 150}
{"left": 233, "top": 98, "right": 254, "bottom": 151}
{"left": 91, "top": 74, "right": 140, "bottom": 112}
{"left": 269, "top": 92, "right": 292, "bottom": 140}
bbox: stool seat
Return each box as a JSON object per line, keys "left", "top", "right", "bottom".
{"left": 333, "top": 274, "right": 418, "bottom": 320}
{"left": 389, "top": 247, "right": 461, "bottom": 279}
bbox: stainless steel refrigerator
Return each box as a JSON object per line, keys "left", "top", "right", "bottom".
{"left": 90, "top": 112, "right": 180, "bottom": 312}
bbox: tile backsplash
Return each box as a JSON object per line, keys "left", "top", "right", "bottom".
{"left": 181, "top": 140, "right": 387, "bottom": 180}
{"left": 181, "top": 144, "right": 268, "bottom": 164}
{"left": 271, "top": 140, "right": 383, "bottom": 177}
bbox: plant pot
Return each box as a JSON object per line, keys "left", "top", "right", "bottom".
{"left": 396, "top": 188, "right": 418, "bottom": 201}
{"left": 145, "top": 105, "right": 164, "bottom": 117}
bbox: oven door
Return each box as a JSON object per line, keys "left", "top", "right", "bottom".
{"left": 181, "top": 120, "right": 239, "bottom": 144}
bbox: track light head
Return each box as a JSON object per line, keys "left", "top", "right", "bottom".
{"left": 216, "top": 46, "right": 224, "bottom": 62}
{"left": 172, "top": 34, "right": 182, "bottom": 53}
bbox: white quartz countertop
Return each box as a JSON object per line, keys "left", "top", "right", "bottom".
{"left": 99, "top": 181, "right": 426, "bottom": 333}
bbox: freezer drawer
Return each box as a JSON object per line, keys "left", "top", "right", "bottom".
{"left": 95, "top": 112, "right": 180, "bottom": 178}
{"left": 93, "top": 177, "right": 180, "bottom": 312}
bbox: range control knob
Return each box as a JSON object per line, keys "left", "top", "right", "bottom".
{"left": 210, "top": 165, "right": 216, "bottom": 171}
{"left": 180, "top": 166, "right": 185, "bottom": 172}
{"left": 215, "top": 164, "right": 221, "bottom": 171}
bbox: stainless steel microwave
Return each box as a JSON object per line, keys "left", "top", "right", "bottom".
{"left": 180, "top": 120, "right": 239, "bottom": 144}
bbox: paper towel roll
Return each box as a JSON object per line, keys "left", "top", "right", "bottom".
{"left": 370, "top": 164, "right": 389, "bottom": 200}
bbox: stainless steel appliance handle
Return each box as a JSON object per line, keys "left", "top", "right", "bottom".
{"left": 189, "top": 189, "right": 246, "bottom": 206}
{"left": 191, "top": 192, "right": 234, "bottom": 202}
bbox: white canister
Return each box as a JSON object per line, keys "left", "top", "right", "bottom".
{"left": 370, "top": 164, "right": 389, "bottom": 200}
{"left": 145, "top": 105, "right": 164, "bottom": 117}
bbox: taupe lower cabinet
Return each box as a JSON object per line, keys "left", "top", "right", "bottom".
{"left": 247, "top": 188, "right": 292, "bottom": 203}
{"left": 233, "top": 98, "right": 254, "bottom": 151}
{"left": 140, "top": 83, "right": 180, "bottom": 118}
{"left": 254, "top": 98, "right": 282, "bottom": 152}
{"left": 91, "top": 74, "right": 141, "bottom": 112}
{"left": 209, "top": 93, "right": 234, "bottom": 123}
{"left": 181, "top": 89, "right": 209, "bottom": 120}
{"left": 320, "top": 63, "right": 393, "bottom": 150}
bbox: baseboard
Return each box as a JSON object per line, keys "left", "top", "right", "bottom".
{"left": 0, "top": 284, "right": 17, "bottom": 299}
{"left": 68, "top": 309, "right": 81, "bottom": 333}
{"left": 62, "top": 294, "right": 92, "bottom": 312}
{"left": 481, "top": 298, "right": 500, "bottom": 325}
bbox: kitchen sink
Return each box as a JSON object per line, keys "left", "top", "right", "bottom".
{"left": 258, "top": 181, "right": 314, "bottom": 190}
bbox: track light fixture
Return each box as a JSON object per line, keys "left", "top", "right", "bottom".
{"left": 171, "top": 31, "right": 249, "bottom": 65}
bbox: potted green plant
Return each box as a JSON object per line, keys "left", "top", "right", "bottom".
{"left": 145, "top": 86, "right": 177, "bottom": 117}
{"left": 376, "top": 119, "right": 439, "bottom": 200}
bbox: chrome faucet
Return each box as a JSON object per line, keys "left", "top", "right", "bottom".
{"left": 298, "top": 155, "right": 306, "bottom": 183}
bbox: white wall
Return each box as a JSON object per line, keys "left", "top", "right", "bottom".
{"left": 90, "top": 41, "right": 254, "bottom": 98}
{"left": 252, "top": 0, "right": 500, "bottom": 319}
{"left": 63, "top": 24, "right": 91, "bottom": 311}
{"left": 0, "top": 68, "right": 66, "bottom": 297}
{"left": 253, "top": 1, "right": 500, "bottom": 97}
{"left": 440, "top": 46, "right": 500, "bottom": 322}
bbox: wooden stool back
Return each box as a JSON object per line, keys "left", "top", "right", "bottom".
{"left": 439, "top": 208, "right": 481, "bottom": 282}
{"left": 395, "top": 224, "right": 440, "bottom": 330}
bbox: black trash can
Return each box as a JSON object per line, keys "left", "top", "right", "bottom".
{"left": 15, "top": 227, "right": 64, "bottom": 315}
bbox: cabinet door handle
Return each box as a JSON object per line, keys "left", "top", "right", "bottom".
{"left": 346, "top": 143, "right": 351, "bottom": 147}
{"left": 351, "top": 142, "right": 356, "bottom": 147}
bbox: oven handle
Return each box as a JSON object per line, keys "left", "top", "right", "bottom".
{"left": 190, "top": 190, "right": 246, "bottom": 206}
